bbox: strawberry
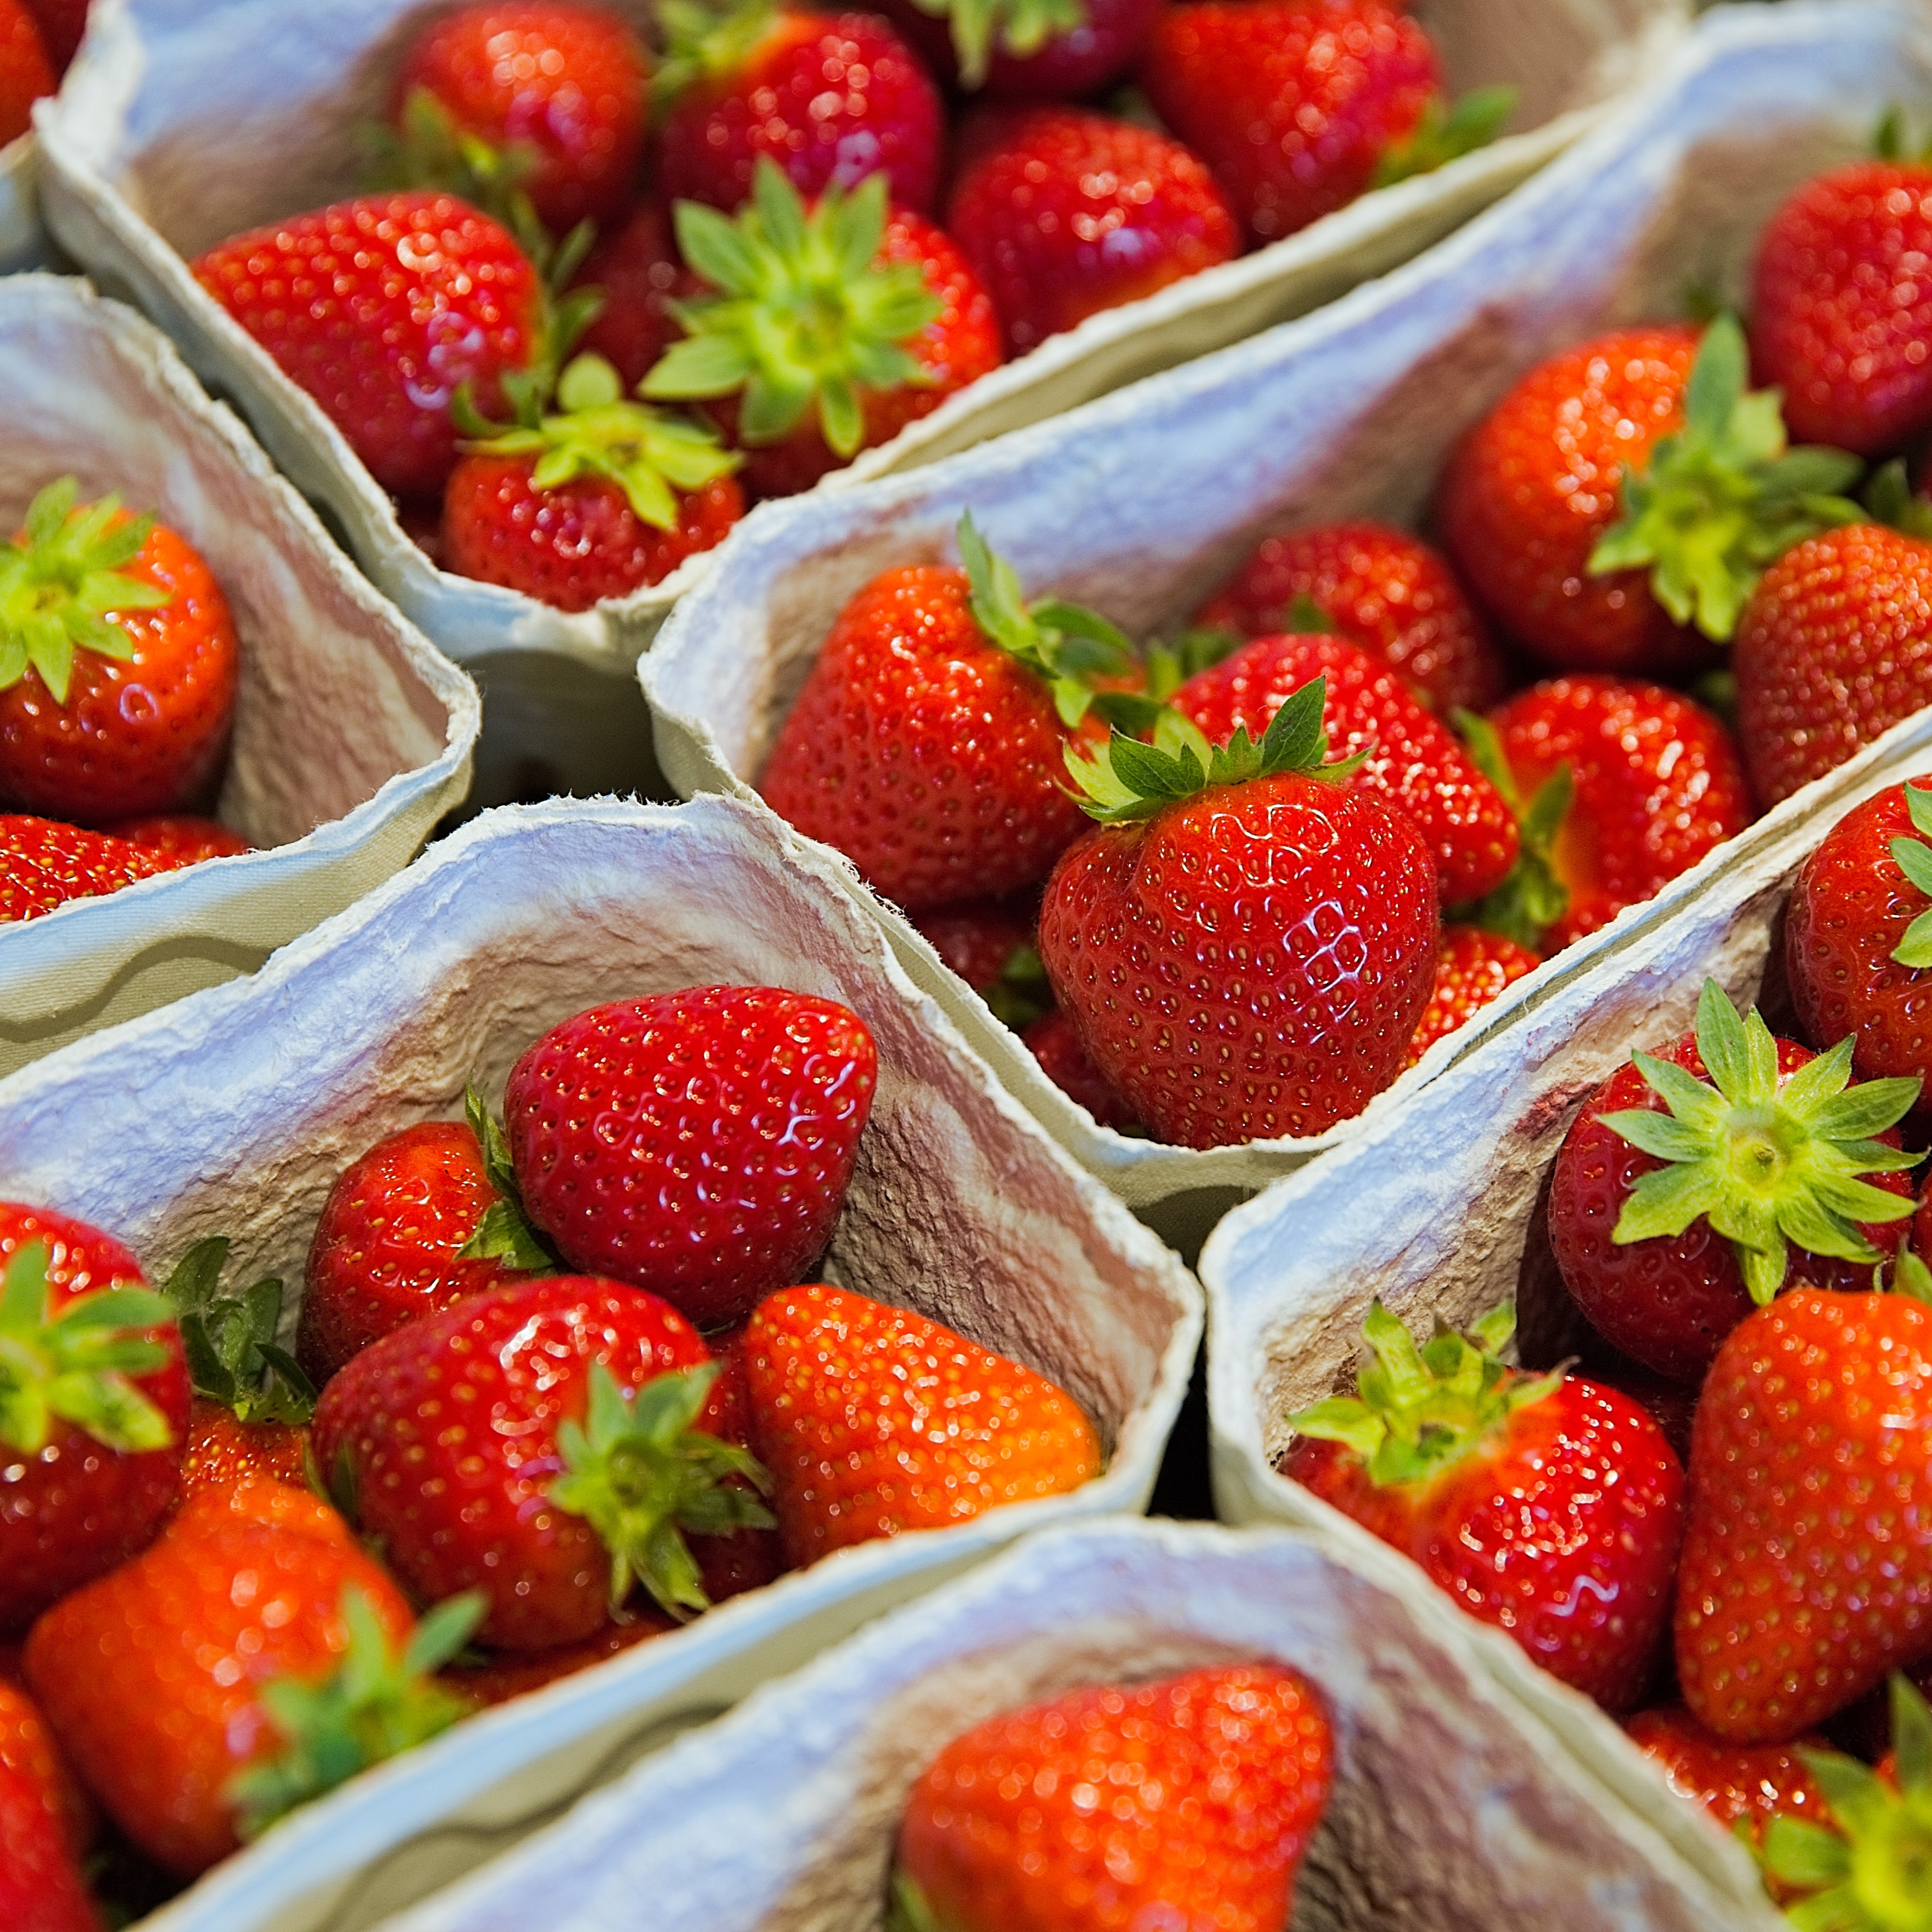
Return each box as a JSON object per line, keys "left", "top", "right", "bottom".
{"left": 192, "top": 191, "right": 542, "bottom": 499}
{"left": 1038, "top": 680, "right": 1439, "bottom": 1147}
{"left": 439, "top": 1608, "right": 675, "bottom": 1708}
{"left": 105, "top": 815, "right": 250, "bottom": 865}
{"left": 1, "top": 816, "right": 164, "bottom": 922}
{"left": 1438, "top": 316, "right": 1862, "bottom": 674}
{"left": 569, "top": 198, "right": 689, "bottom": 389}
{"left": 0, "top": 0, "right": 52, "bottom": 146}
{"left": 20, "top": 0, "right": 78, "bottom": 75}
{"left": 0, "top": 1760, "right": 100, "bottom": 1932}
{"left": 0, "top": 1206, "right": 188, "bottom": 1635}
{"left": 504, "top": 989, "right": 876, "bottom": 1329}
{"left": 1286, "top": 1302, "right": 1683, "bottom": 1710}
{"left": 908, "top": 896, "right": 1050, "bottom": 1026}
{"left": 0, "top": 478, "right": 239, "bottom": 824}
{"left": 883, "top": 0, "right": 1159, "bottom": 94}
{"left": 741, "top": 1282, "right": 1099, "bottom": 1566}
{"left": 311, "top": 1276, "right": 776, "bottom": 1648}
{"left": 25, "top": 1486, "right": 474, "bottom": 1876}
{"left": 1171, "top": 628, "right": 1518, "bottom": 903}
{"left": 890, "top": 1664, "right": 1332, "bottom": 1932}
{"left": 1548, "top": 981, "right": 1917, "bottom": 1386}
{"left": 1675, "top": 1264, "right": 1932, "bottom": 1742}
{"left": 758, "top": 517, "right": 1140, "bottom": 912}
{"left": 1733, "top": 523, "right": 1932, "bottom": 807}
{"left": 299, "top": 1098, "right": 546, "bottom": 1384}
{"left": 0, "top": 1678, "right": 93, "bottom": 1862}
{"left": 643, "top": 164, "right": 1001, "bottom": 498}
{"left": 943, "top": 107, "right": 1238, "bottom": 359}
{"left": 1021, "top": 1007, "right": 1143, "bottom": 1133}
{"left": 1400, "top": 923, "right": 1539, "bottom": 1070}
{"left": 656, "top": 3, "right": 941, "bottom": 216}
{"left": 1192, "top": 520, "right": 1507, "bottom": 715}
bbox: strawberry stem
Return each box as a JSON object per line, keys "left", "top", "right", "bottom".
{"left": 456, "top": 1087, "right": 558, "bottom": 1274}
{"left": 905, "top": 0, "right": 1085, "bottom": 88}
{"left": 1372, "top": 85, "right": 1517, "bottom": 190}
{"left": 162, "top": 1237, "right": 315, "bottom": 1427}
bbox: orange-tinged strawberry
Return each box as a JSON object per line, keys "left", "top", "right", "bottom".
{"left": 1401, "top": 923, "right": 1539, "bottom": 1069}
{"left": 0, "top": 1678, "right": 94, "bottom": 1861}
{"left": 0, "top": 1759, "right": 100, "bottom": 1932}
{"left": 0, "top": 816, "right": 165, "bottom": 922}
{"left": 177, "top": 1400, "right": 308, "bottom": 1500}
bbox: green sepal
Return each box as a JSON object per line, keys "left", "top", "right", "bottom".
{"left": 982, "top": 940, "right": 1052, "bottom": 1031}
{"left": 1871, "top": 106, "right": 1932, "bottom": 166}
{"left": 886, "top": 1872, "right": 946, "bottom": 1932}
{"left": 1864, "top": 458, "right": 1932, "bottom": 543}
{"left": 1891, "top": 1250, "right": 1932, "bottom": 1306}
{"left": 547, "top": 1361, "right": 775, "bottom": 1622}
{"left": 227, "top": 1585, "right": 485, "bottom": 1840}
{"left": 1135, "top": 626, "right": 1244, "bottom": 708}
{"left": 163, "top": 1236, "right": 315, "bottom": 1428}
{"left": 1602, "top": 978, "right": 1917, "bottom": 1305}
{"left": 1890, "top": 783, "right": 1932, "bottom": 969}
{"left": 1446, "top": 709, "right": 1569, "bottom": 952}
{"left": 1284, "top": 594, "right": 1334, "bottom": 634}
{"left": 905, "top": 0, "right": 1084, "bottom": 87}
{"left": 653, "top": 0, "right": 781, "bottom": 118}
{"left": 1372, "top": 85, "right": 1518, "bottom": 190}
{"left": 1585, "top": 313, "right": 1865, "bottom": 642}
{"left": 642, "top": 159, "right": 942, "bottom": 458}
{"left": 455, "top": 1088, "right": 556, "bottom": 1274}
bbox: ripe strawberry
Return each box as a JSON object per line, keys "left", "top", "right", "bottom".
{"left": 439, "top": 1607, "right": 674, "bottom": 1708}
{"left": 892, "top": 1664, "right": 1332, "bottom": 1932}
{"left": 1548, "top": 981, "right": 1917, "bottom": 1385}
{"left": 908, "top": 896, "right": 1049, "bottom": 1026}
{"left": 1021, "top": 1007, "right": 1143, "bottom": 1133}
{"left": 504, "top": 989, "right": 876, "bottom": 1328}
{"left": 105, "top": 814, "right": 250, "bottom": 865}
{"left": 1734, "top": 523, "right": 1932, "bottom": 807}
{"left": 387, "top": 3, "right": 650, "bottom": 235}
{"left": 1039, "top": 680, "right": 1439, "bottom": 1147}
{"left": 1171, "top": 628, "right": 1518, "bottom": 903}
{"left": 311, "top": 1276, "right": 776, "bottom": 1648}
{"left": 0, "top": 1760, "right": 100, "bottom": 1932}
{"left": 1401, "top": 923, "right": 1539, "bottom": 1070}
{"left": 759, "top": 517, "right": 1140, "bottom": 912}
{"left": 1439, "top": 317, "right": 1861, "bottom": 674}
{"left": 657, "top": 4, "right": 941, "bottom": 216}
{"left": 25, "top": 1487, "right": 472, "bottom": 1876}
{"left": 944, "top": 107, "right": 1238, "bottom": 359}
{"left": 644, "top": 164, "right": 1001, "bottom": 498}
{"left": 883, "top": 0, "right": 1159, "bottom": 94}
{"left": 570, "top": 198, "right": 689, "bottom": 389}
{"left": 741, "top": 1282, "right": 1099, "bottom": 1566}
{"left": 1, "top": 816, "right": 164, "bottom": 922}
{"left": 1193, "top": 520, "right": 1506, "bottom": 715}
{"left": 20, "top": 0, "right": 79, "bottom": 75}
{"left": 0, "top": 1205, "right": 188, "bottom": 1636}
{"left": 193, "top": 192, "right": 542, "bottom": 499}
{"left": 300, "top": 1099, "right": 546, "bottom": 1384}
{"left": 0, "top": 0, "right": 52, "bottom": 147}
{"left": 0, "top": 479, "right": 239, "bottom": 824}
{"left": 0, "top": 1678, "right": 93, "bottom": 1861}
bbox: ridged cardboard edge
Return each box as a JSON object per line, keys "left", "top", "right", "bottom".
{"left": 0, "top": 131, "right": 46, "bottom": 270}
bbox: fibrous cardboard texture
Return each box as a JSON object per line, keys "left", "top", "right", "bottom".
{"left": 0, "top": 792, "right": 1201, "bottom": 1932}
{"left": 640, "top": 0, "right": 1932, "bottom": 1245}
{"left": 367, "top": 1519, "right": 1781, "bottom": 1932}
{"left": 33, "top": 0, "right": 1680, "bottom": 806}
{"left": 0, "top": 275, "right": 477, "bottom": 1074}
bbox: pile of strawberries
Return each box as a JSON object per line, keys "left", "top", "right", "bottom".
{"left": 0, "top": 983, "right": 1104, "bottom": 1924}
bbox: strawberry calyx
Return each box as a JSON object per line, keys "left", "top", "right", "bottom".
{"left": 906, "top": 0, "right": 1085, "bottom": 88}
{"left": 546, "top": 1361, "right": 775, "bottom": 1620}
{"left": 227, "top": 1585, "right": 485, "bottom": 1840}
{"left": 1371, "top": 85, "right": 1518, "bottom": 190}
{"left": 887, "top": 1873, "right": 946, "bottom": 1932}
{"left": 1587, "top": 314, "right": 1865, "bottom": 641}
{"left": 163, "top": 1237, "right": 315, "bottom": 1428}
{"left": 0, "top": 477, "right": 175, "bottom": 708}
{"left": 0, "top": 1239, "right": 178, "bottom": 1456}
{"left": 1600, "top": 978, "right": 1918, "bottom": 1307}
{"left": 641, "top": 159, "right": 944, "bottom": 460}
{"left": 1448, "top": 709, "right": 1569, "bottom": 952}
{"left": 982, "top": 939, "right": 1051, "bottom": 1030}
{"left": 1863, "top": 459, "right": 1932, "bottom": 543}
{"left": 456, "top": 1087, "right": 556, "bottom": 1275}
{"left": 653, "top": 0, "right": 782, "bottom": 117}
{"left": 1885, "top": 782, "right": 1932, "bottom": 970}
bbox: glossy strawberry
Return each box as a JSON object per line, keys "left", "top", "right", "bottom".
{"left": 1549, "top": 982, "right": 1917, "bottom": 1387}
{"left": 570, "top": 198, "right": 689, "bottom": 389}
{"left": 193, "top": 191, "right": 541, "bottom": 499}
{"left": 0, "top": 1678, "right": 93, "bottom": 1862}
{"left": 884, "top": 0, "right": 1159, "bottom": 94}
{"left": 892, "top": 1665, "right": 1332, "bottom": 1932}
{"left": 0, "top": 1760, "right": 99, "bottom": 1932}
{"left": 504, "top": 988, "right": 876, "bottom": 1329}
{"left": 0, "top": 816, "right": 164, "bottom": 922}
{"left": 944, "top": 107, "right": 1237, "bottom": 359}
{"left": 1401, "top": 923, "right": 1539, "bottom": 1070}
{"left": 1022, "top": 1007, "right": 1143, "bottom": 1133}
{"left": 1193, "top": 520, "right": 1506, "bottom": 715}
{"left": 0, "top": 0, "right": 52, "bottom": 147}
{"left": 105, "top": 814, "right": 250, "bottom": 866}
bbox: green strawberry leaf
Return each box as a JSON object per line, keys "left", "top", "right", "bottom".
{"left": 1372, "top": 85, "right": 1517, "bottom": 190}
{"left": 1889, "top": 782, "right": 1932, "bottom": 969}
{"left": 906, "top": 0, "right": 1085, "bottom": 86}
{"left": 161, "top": 1236, "right": 316, "bottom": 1427}
{"left": 1446, "top": 710, "right": 1570, "bottom": 952}
{"left": 456, "top": 1089, "right": 557, "bottom": 1274}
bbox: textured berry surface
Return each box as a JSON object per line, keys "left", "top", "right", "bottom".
{"left": 1675, "top": 1287, "right": 1932, "bottom": 1742}
{"left": 894, "top": 1665, "right": 1332, "bottom": 1932}
{"left": 1401, "top": 923, "right": 1540, "bottom": 1070}
{"left": 882, "top": 0, "right": 1160, "bottom": 96}
{"left": 192, "top": 192, "right": 540, "bottom": 498}
{"left": 570, "top": 199, "right": 690, "bottom": 389}
{"left": 176, "top": 1398, "right": 309, "bottom": 1501}
{"left": 1439, "top": 327, "right": 1708, "bottom": 675}
{"left": 300, "top": 1118, "right": 536, "bottom": 1384}
{"left": 1734, "top": 524, "right": 1932, "bottom": 808}
{"left": 1038, "top": 773, "right": 1439, "bottom": 1148}
{"left": 505, "top": 989, "right": 875, "bottom": 1327}
{"left": 1194, "top": 520, "right": 1506, "bottom": 714}
{"left": 1142, "top": 0, "right": 1435, "bottom": 245}
{"left": 0, "top": 1677, "right": 93, "bottom": 1862}
{"left": 1752, "top": 162, "right": 1932, "bottom": 456}
{"left": 0, "top": 817, "right": 164, "bottom": 923}
{"left": 1488, "top": 676, "right": 1751, "bottom": 949}
{"left": 741, "top": 1282, "right": 1100, "bottom": 1567}
{"left": 659, "top": 10, "right": 942, "bottom": 216}
{"left": 1173, "top": 629, "right": 1518, "bottom": 903}
{"left": 105, "top": 815, "right": 250, "bottom": 866}
{"left": 0, "top": 0, "right": 52, "bottom": 147}
{"left": 1022, "top": 1007, "right": 1144, "bottom": 1133}
{"left": 0, "top": 1760, "right": 100, "bottom": 1932}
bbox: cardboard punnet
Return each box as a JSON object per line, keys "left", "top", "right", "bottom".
{"left": 0, "top": 275, "right": 477, "bottom": 1074}
{"left": 0, "top": 792, "right": 1201, "bottom": 1932}
{"left": 0, "top": 131, "right": 46, "bottom": 271}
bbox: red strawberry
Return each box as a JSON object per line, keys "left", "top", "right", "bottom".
{"left": 741, "top": 1282, "right": 1099, "bottom": 1566}
{"left": 192, "top": 192, "right": 542, "bottom": 499}
{"left": 657, "top": 5, "right": 941, "bottom": 216}
{"left": 1438, "top": 317, "right": 1861, "bottom": 674}
{"left": 644, "top": 165, "right": 1001, "bottom": 499}
{"left": 439, "top": 1607, "right": 674, "bottom": 1708}
{"left": 504, "top": 989, "right": 876, "bottom": 1329}
{"left": 1400, "top": 923, "right": 1539, "bottom": 1070}
{"left": 0, "top": 1760, "right": 99, "bottom": 1932}
{"left": 105, "top": 815, "right": 250, "bottom": 866}
{"left": 20, "top": 0, "right": 78, "bottom": 75}
{"left": 1734, "top": 523, "right": 1932, "bottom": 807}
{"left": 1547, "top": 981, "right": 1918, "bottom": 1387}
{"left": 0, "top": 479, "right": 238, "bottom": 824}
{"left": 1193, "top": 520, "right": 1507, "bottom": 715}
{"left": 1038, "top": 679, "right": 1440, "bottom": 1147}
{"left": 311, "top": 1276, "right": 775, "bottom": 1648}
{"left": 1022, "top": 1007, "right": 1143, "bottom": 1133}
{"left": 944, "top": 107, "right": 1238, "bottom": 359}
{"left": 388, "top": 3, "right": 650, "bottom": 234}
{"left": 1285, "top": 1302, "right": 1684, "bottom": 1710}
{"left": 569, "top": 198, "right": 689, "bottom": 389}
{"left": 0, "top": 0, "right": 52, "bottom": 146}
{"left": 0, "top": 817, "right": 164, "bottom": 922}
{"left": 891, "top": 1664, "right": 1332, "bottom": 1932}
{"left": 908, "top": 896, "right": 1048, "bottom": 1024}
{"left": 178, "top": 1402, "right": 308, "bottom": 1500}
{"left": 0, "top": 1678, "right": 93, "bottom": 1862}
{"left": 1171, "top": 628, "right": 1518, "bottom": 903}
{"left": 0, "top": 1206, "right": 188, "bottom": 1636}
{"left": 883, "top": 0, "right": 1159, "bottom": 95}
